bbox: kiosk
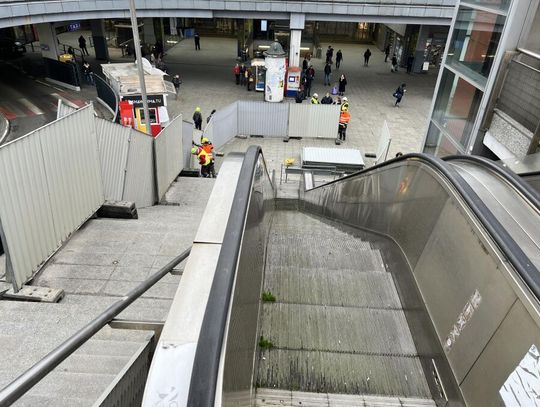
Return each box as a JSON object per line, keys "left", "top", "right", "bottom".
{"left": 101, "top": 60, "right": 176, "bottom": 136}
{"left": 285, "top": 67, "right": 302, "bottom": 97}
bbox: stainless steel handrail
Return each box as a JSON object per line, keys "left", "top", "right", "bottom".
{"left": 0, "top": 247, "right": 191, "bottom": 406}
{"left": 517, "top": 47, "right": 540, "bottom": 61}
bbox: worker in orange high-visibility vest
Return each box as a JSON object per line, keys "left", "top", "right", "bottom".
{"left": 338, "top": 110, "right": 350, "bottom": 142}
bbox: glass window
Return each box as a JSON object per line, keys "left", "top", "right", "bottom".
{"left": 436, "top": 134, "right": 462, "bottom": 157}
{"left": 446, "top": 7, "right": 506, "bottom": 85}
{"left": 432, "top": 69, "right": 484, "bottom": 148}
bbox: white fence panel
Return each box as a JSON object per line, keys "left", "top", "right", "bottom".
{"left": 0, "top": 106, "right": 104, "bottom": 290}
{"left": 123, "top": 130, "right": 155, "bottom": 208}
{"left": 95, "top": 117, "right": 130, "bottom": 201}
{"left": 209, "top": 102, "right": 238, "bottom": 149}
{"left": 56, "top": 99, "right": 77, "bottom": 120}
{"left": 237, "top": 101, "right": 288, "bottom": 137}
{"left": 288, "top": 104, "right": 340, "bottom": 139}
{"left": 155, "top": 115, "right": 184, "bottom": 200}
{"left": 182, "top": 120, "right": 194, "bottom": 168}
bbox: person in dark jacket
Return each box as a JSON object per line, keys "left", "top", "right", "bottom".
{"left": 393, "top": 83, "right": 406, "bottom": 107}
{"left": 391, "top": 54, "right": 398, "bottom": 72}
{"left": 194, "top": 32, "right": 201, "bottom": 50}
{"left": 364, "top": 49, "right": 372, "bottom": 66}
{"left": 305, "top": 66, "right": 314, "bottom": 97}
{"left": 406, "top": 55, "right": 415, "bottom": 74}
{"left": 172, "top": 75, "right": 181, "bottom": 99}
{"left": 193, "top": 107, "right": 203, "bottom": 130}
{"left": 338, "top": 74, "right": 347, "bottom": 96}
{"left": 385, "top": 45, "right": 390, "bottom": 62}
{"left": 295, "top": 86, "right": 305, "bottom": 103}
{"left": 78, "top": 35, "right": 89, "bottom": 56}
{"left": 336, "top": 50, "right": 343, "bottom": 68}
{"left": 321, "top": 92, "right": 333, "bottom": 104}
{"left": 324, "top": 63, "right": 332, "bottom": 86}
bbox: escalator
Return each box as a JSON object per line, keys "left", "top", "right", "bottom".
{"left": 143, "top": 148, "right": 540, "bottom": 407}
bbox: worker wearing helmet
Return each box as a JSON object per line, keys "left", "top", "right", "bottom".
{"left": 338, "top": 109, "right": 351, "bottom": 142}
{"left": 310, "top": 93, "right": 320, "bottom": 104}
{"left": 340, "top": 96, "right": 349, "bottom": 112}
{"left": 193, "top": 107, "right": 203, "bottom": 130}
{"left": 191, "top": 145, "right": 212, "bottom": 177}
{"left": 200, "top": 137, "right": 216, "bottom": 177}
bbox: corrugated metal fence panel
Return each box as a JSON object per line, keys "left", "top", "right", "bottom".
{"left": 95, "top": 117, "right": 130, "bottom": 201}
{"left": 56, "top": 100, "right": 77, "bottom": 120}
{"left": 40, "top": 106, "right": 104, "bottom": 242}
{"left": 123, "top": 130, "right": 155, "bottom": 208}
{"left": 182, "top": 120, "right": 194, "bottom": 168}
{"left": 237, "top": 101, "right": 288, "bottom": 137}
{"left": 211, "top": 102, "right": 238, "bottom": 149}
{"left": 0, "top": 136, "right": 57, "bottom": 289}
{"left": 289, "top": 104, "right": 340, "bottom": 139}
{"left": 155, "top": 114, "right": 184, "bottom": 200}
{"left": 0, "top": 106, "right": 104, "bottom": 289}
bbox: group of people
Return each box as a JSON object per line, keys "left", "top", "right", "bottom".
{"left": 232, "top": 63, "right": 256, "bottom": 90}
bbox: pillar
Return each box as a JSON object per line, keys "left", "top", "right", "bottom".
{"left": 143, "top": 18, "right": 157, "bottom": 45}
{"left": 36, "top": 23, "right": 61, "bottom": 60}
{"left": 90, "top": 19, "right": 109, "bottom": 61}
{"left": 289, "top": 13, "right": 305, "bottom": 67}
{"left": 413, "top": 25, "right": 431, "bottom": 73}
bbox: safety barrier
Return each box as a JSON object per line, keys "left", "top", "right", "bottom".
{"left": 0, "top": 106, "right": 104, "bottom": 291}
{"left": 202, "top": 101, "right": 340, "bottom": 145}
{"left": 155, "top": 115, "right": 184, "bottom": 200}
{"left": 95, "top": 117, "right": 155, "bottom": 208}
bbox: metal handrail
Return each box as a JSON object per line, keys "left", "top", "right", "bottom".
{"left": 517, "top": 47, "right": 540, "bottom": 61}
{"left": 187, "top": 146, "right": 269, "bottom": 407}
{"left": 443, "top": 155, "right": 540, "bottom": 210}
{"left": 0, "top": 247, "right": 191, "bottom": 406}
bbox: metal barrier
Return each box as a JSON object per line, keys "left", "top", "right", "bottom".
{"left": 237, "top": 101, "right": 288, "bottom": 137}
{"left": 155, "top": 115, "right": 184, "bottom": 200}
{"left": 0, "top": 106, "right": 104, "bottom": 291}
{"left": 288, "top": 104, "right": 340, "bottom": 139}
{"left": 95, "top": 117, "right": 155, "bottom": 208}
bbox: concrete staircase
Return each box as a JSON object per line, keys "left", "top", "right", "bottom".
{"left": 0, "top": 300, "right": 153, "bottom": 407}
{"left": 257, "top": 210, "right": 435, "bottom": 400}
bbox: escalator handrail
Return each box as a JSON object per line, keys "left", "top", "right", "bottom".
{"left": 187, "top": 146, "right": 269, "bottom": 407}
{"left": 306, "top": 153, "right": 540, "bottom": 301}
{"left": 443, "top": 155, "right": 540, "bottom": 211}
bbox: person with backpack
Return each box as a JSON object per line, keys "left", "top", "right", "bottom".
{"left": 393, "top": 83, "right": 406, "bottom": 107}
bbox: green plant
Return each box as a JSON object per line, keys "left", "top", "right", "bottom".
{"left": 259, "top": 336, "right": 274, "bottom": 350}
{"left": 262, "top": 291, "right": 276, "bottom": 302}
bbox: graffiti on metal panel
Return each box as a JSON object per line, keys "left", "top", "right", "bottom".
{"left": 444, "top": 289, "right": 482, "bottom": 352}
{"left": 500, "top": 344, "right": 540, "bottom": 406}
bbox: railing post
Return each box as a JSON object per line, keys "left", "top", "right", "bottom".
{"left": 0, "top": 217, "right": 16, "bottom": 292}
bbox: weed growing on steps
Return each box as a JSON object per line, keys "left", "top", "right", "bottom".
{"left": 259, "top": 336, "right": 274, "bottom": 350}
{"left": 261, "top": 291, "right": 276, "bottom": 302}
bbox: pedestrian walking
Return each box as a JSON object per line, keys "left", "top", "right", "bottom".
{"left": 82, "top": 61, "right": 94, "bottom": 85}
{"left": 385, "top": 45, "right": 390, "bottom": 62}
{"left": 172, "top": 74, "right": 182, "bottom": 99}
{"left": 391, "top": 54, "right": 398, "bottom": 72}
{"left": 302, "top": 57, "right": 309, "bottom": 71}
{"left": 305, "top": 65, "right": 314, "bottom": 97}
{"left": 364, "top": 49, "right": 372, "bottom": 66}
{"left": 153, "top": 40, "right": 163, "bottom": 60}
{"left": 336, "top": 50, "right": 343, "bottom": 69}
{"left": 321, "top": 92, "right": 333, "bottom": 104}
{"left": 310, "top": 93, "right": 320, "bottom": 104}
{"left": 393, "top": 83, "right": 406, "bottom": 107}
{"left": 406, "top": 55, "right": 415, "bottom": 74}
{"left": 247, "top": 69, "right": 254, "bottom": 91}
{"left": 326, "top": 46, "right": 333, "bottom": 64}
{"left": 324, "top": 62, "right": 332, "bottom": 86}
{"left": 233, "top": 63, "right": 241, "bottom": 84}
{"left": 194, "top": 32, "right": 201, "bottom": 50}
{"left": 193, "top": 107, "right": 203, "bottom": 130}
{"left": 240, "top": 64, "right": 247, "bottom": 86}
{"left": 338, "top": 74, "right": 347, "bottom": 96}
{"left": 78, "top": 35, "right": 89, "bottom": 56}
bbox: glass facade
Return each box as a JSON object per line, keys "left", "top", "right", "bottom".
{"left": 432, "top": 68, "right": 484, "bottom": 147}
{"left": 424, "top": 1, "right": 508, "bottom": 156}
{"left": 446, "top": 7, "right": 505, "bottom": 86}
